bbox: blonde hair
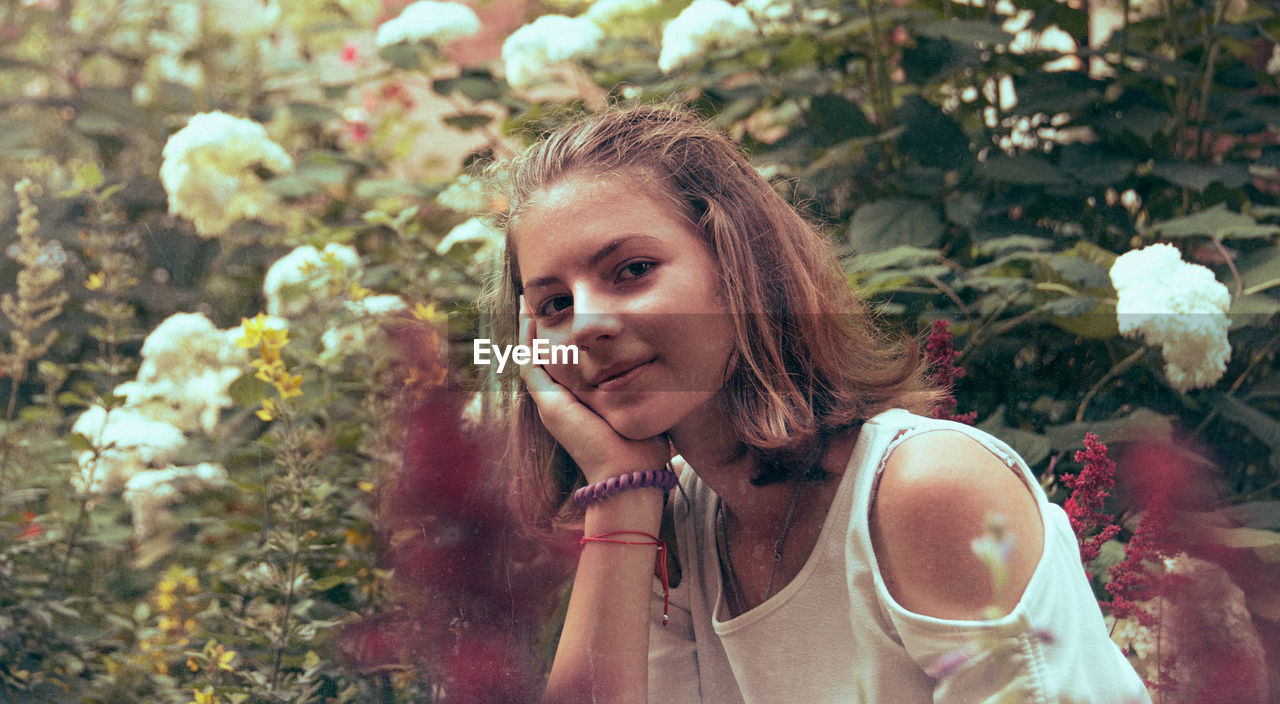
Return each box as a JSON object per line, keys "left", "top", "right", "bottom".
{"left": 482, "top": 104, "right": 937, "bottom": 538}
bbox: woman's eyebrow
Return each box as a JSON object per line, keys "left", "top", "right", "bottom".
{"left": 521, "top": 234, "right": 661, "bottom": 292}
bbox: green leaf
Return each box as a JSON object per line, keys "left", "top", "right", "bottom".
{"left": 1201, "top": 526, "right": 1280, "bottom": 561}
{"left": 977, "top": 408, "right": 1052, "bottom": 467}
{"left": 916, "top": 19, "right": 1013, "bottom": 46}
{"left": 1220, "top": 502, "right": 1280, "bottom": 530}
{"left": 266, "top": 175, "right": 320, "bottom": 197}
{"left": 1047, "top": 253, "right": 1111, "bottom": 288}
{"left": 1043, "top": 408, "right": 1176, "bottom": 452}
{"left": 1238, "top": 243, "right": 1280, "bottom": 290}
{"left": 807, "top": 93, "right": 875, "bottom": 143}
{"left": 288, "top": 101, "right": 342, "bottom": 124}
{"left": 378, "top": 43, "right": 422, "bottom": 69}
{"left": 844, "top": 245, "right": 940, "bottom": 273}
{"left": 443, "top": 112, "right": 494, "bottom": 131}
{"left": 944, "top": 191, "right": 982, "bottom": 228}
{"left": 354, "top": 180, "right": 430, "bottom": 199}
{"left": 1148, "top": 204, "right": 1280, "bottom": 240}
{"left": 897, "top": 95, "right": 971, "bottom": 171}
{"left": 975, "top": 235, "right": 1052, "bottom": 256}
{"left": 313, "top": 575, "right": 349, "bottom": 591}
{"left": 1151, "top": 161, "right": 1251, "bottom": 192}
{"left": 1212, "top": 394, "right": 1280, "bottom": 450}
{"left": 1040, "top": 295, "right": 1098, "bottom": 316}
{"left": 848, "top": 199, "right": 944, "bottom": 254}
{"left": 774, "top": 34, "right": 819, "bottom": 71}
{"left": 976, "top": 155, "right": 1068, "bottom": 186}
{"left": 66, "top": 432, "right": 94, "bottom": 453}
{"left": 433, "top": 71, "right": 503, "bottom": 102}
{"left": 1229, "top": 294, "right": 1280, "bottom": 330}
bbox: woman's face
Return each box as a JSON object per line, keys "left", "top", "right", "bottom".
{"left": 512, "top": 172, "right": 737, "bottom": 441}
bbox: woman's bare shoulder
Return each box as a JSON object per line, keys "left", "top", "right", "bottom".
{"left": 869, "top": 429, "right": 1044, "bottom": 620}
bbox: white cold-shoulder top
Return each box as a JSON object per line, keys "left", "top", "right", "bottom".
{"left": 647, "top": 409, "right": 1152, "bottom": 703}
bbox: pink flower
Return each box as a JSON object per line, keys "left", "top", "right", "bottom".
{"left": 1106, "top": 489, "right": 1176, "bottom": 625}
{"left": 341, "top": 41, "right": 360, "bottom": 64}
{"left": 925, "top": 320, "right": 977, "bottom": 424}
{"left": 1061, "top": 433, "right": 1122, "bottom": 566}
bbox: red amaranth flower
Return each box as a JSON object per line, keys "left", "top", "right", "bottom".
{"left": 925, "top": 319, "right": 977, "bottom": 424}
{"left": 1106, "top": 489, "right": 1177, "bottom": 626}
{"left": 1060, "top": 433, "right": 1122, "bottom": 566}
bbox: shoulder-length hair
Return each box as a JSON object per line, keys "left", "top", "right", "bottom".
{"left": 480, "top": 103, "right": 938, "bottom": 539}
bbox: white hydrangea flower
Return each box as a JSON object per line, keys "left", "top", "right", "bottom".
{"left": 348, "top": 294, "right": 408, "bottom": 316}
{"left": 1268, "top": 44, "right": 1280, "bottom": 76}
{"left": 501, "top": 14, "right": 604, "bottom": 88}
{"left": 123, "top": 462, "right": 229, "bottom": 539}
{"left": 160, "top": 111, "right": 293, "bottom": 237}
{"left": 71, "top": 406, "right": 187, "bottom": 494}
{"left": 375, "top": 0, "right": 481, "bottom": 48}
{"left": 436, "top": 174, "right": 489, "bottom": 213}
{"left": 263, "top": 243, "right": 362, "bottom": 317}
{"left": 585, "top": 0, "right": 661, "bottom": 26}
{"left": 437, "top": 216, "right": 505, "bottom": 255}
{"left": 114, "top": 312, "right": 246, "bottom": 435}
{"left": 1110, "top": 243, "right": 1231, "bottom": 392}
{"left": 658, "top": 0, "right": 756, "bottom": 73}
{"left": 743, "top": 0, "right": 791, "bottom": 21}
{"left": 319, "top": 296, "right": 407, "bottom": 363}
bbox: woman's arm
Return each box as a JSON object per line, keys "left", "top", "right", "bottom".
{"left": 544, "top": 488, "right": 663, "bottom": 704}
{"left": 517, "top": 301, "right": 670, "bottom": 703}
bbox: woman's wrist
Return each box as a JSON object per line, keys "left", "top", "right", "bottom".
{"left": 582, "top": 486, "right": 663, "bottom": 535}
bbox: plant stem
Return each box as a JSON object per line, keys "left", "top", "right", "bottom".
{"left": 1192, "top": 326, "right": 1280, "bottom": 437}
{"left": 1075, "top": 345, "right": 1147, "bottom": 422}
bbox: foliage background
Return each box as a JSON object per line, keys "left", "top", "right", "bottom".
{"left": 1, "top": 0, "right": 1279, "bottom": 701}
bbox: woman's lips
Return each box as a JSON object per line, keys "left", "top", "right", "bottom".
{"left": 594, "top": 360, "right": 654, "bottom": 391}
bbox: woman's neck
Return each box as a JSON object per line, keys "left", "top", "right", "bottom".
{"left": 666, "top": 398, "right": 856, "bottom": 536}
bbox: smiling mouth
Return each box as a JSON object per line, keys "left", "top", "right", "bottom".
{"left": 593, "top": 360, "right": 654, "bottom": 391}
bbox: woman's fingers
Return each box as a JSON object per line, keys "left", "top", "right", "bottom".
{"left": 518, "top": 298, "right": 576, "bottom": 418}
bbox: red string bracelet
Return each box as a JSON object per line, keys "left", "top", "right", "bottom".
{"left": 580, "top": 530, "right": 670, "bottom": 626}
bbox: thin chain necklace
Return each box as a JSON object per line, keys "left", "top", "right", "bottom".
{"left": 717, "top": 478, "right": 804, "bottom": 615}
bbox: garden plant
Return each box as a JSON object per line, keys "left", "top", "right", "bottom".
{"left": 1, "top": 0, "right": 1279, "bottom": 702}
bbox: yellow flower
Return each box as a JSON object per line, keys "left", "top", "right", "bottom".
{"left": 252, "top": 357, "right": 285, "bottom": 384}
{"left": 85, "top": 272, "right": 105, "bottom": 290}
{"left": 345, "top": 528, "right": 371, "bottom": 548}
{"left": 236, "top": 312, "right": 270, "bottom": 349}
{"left": 187, "top": 657, "right": 200, "bottom": 673}
{"left": 259, "top": 325, "right": 289, "bottom": 350}
{"left": 190, "top": 686, "right": 218, "bottom": 704}
{"left": 156, "top": 592, "right": 176, "bottom": 612}
{"left": 411, "top": 301, "right": 446, "bottom": 323}
{"left": 256, "top": 398, "right": 275, "bottom": 421}
{"left": 215, "top": 648, "right": 236, "bottom": 672}
{"left": 349, "top": 281, "right": 371, "bottom": 300}
{"left": 274, "top": 372, "right": 303, "bottom": 399}
{"left": 357, "top": 480, "right": 374, "bottom": 492}
{"left": 182, "top": 572, "right": 199, "bottom": 592}
{"left": 320, "top": 250, "right": 345, "bottom": 273}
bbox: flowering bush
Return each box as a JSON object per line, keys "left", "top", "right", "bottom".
{"left": 1, "top": 0, "right": 1278, "bottom": 702}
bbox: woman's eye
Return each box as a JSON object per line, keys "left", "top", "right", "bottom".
{"left": 536, "top": 295, "right": 571, "bottom": 318}
{"left": 618, "top": 261, "right": 655, "bottom": 281}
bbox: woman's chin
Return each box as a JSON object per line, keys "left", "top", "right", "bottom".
{"left": 600, "top": 409, "right": 671, "bottom": 442}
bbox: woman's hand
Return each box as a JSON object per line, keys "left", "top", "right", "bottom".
{"left": 518, "top": 297, "right": 670, "bottom": 484}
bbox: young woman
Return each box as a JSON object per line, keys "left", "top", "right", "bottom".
{"left": 486, "top": 105, "right": 1150, "bottom": 703}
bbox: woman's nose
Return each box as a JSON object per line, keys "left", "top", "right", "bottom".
{"left": 569, "top": 286, "right": 624, "bottom": 349}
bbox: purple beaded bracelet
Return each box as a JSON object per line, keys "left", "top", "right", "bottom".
{"left": 573, "top": 467, "right": 679, "bottom": 507}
